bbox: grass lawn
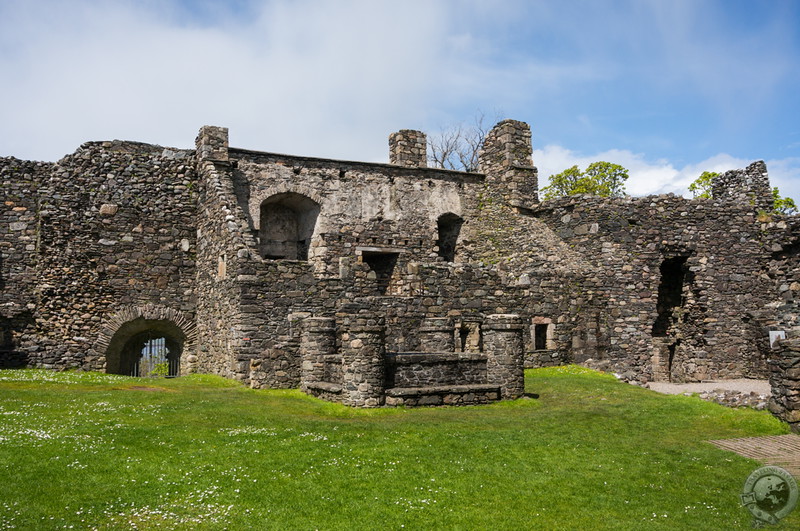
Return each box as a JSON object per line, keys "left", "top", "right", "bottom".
{"left": 0, "top": 365, "right": 797, "bottom": 530}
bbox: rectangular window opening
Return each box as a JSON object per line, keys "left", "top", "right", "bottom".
{"left": 362, "top": 252, "right": 399, "bottom": 295}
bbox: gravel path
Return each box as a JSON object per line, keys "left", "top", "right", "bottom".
{"left": 647, "top": 379, "right": 771, "bottom": 395}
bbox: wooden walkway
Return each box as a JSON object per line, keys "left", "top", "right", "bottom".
{"left": 708, "top": 434, "right": 800, "bottom": 478}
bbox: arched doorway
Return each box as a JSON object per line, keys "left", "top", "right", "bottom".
{"left": 259, "top": 193, "right": 320, "bottom": 260}
{"left": 105, "top": 317, "right": 186, "bottom": 377}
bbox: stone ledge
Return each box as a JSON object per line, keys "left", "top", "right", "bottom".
{"left": 305, "top": 381, "right": 342, "bottom": 394}
{"left": 385, "top": 383, "right": 500, "bottom": 397}
{"left": 385, "top": 384, "right": 501, "bottom": 407}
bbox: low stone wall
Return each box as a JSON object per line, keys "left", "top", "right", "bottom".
{"left": 297, "top": 313, "right": 525, "bottom": 407}
{"left": 386, "top": 352, "right": 487, "bottom": 388}
{"left": 768, "top": 339, "right": 800, "bottom": 432}
{"left": 384, "top": 384, "right": 500, "bottom": 407}
{"left": 304, "top": 381, "right": 343, "bottom": 403}
{"left": 525, "top": 349, "right": 563, "bottom": 368}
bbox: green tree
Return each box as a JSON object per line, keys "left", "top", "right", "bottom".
{"left": 688, "top": 171, "right": 717, "bottom": 199}
{"left": 773, "top": 187, "right": 798, "bottom": 215}
{"left": 540, "top": 161, "right": 629, "bottom": 200}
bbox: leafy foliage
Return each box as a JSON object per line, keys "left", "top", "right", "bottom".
{"left": 773, "top": 187, "right": 798, "bottom": 215}
{"left": 540, "top": 161, "right": 629, "bottom": 200}
{"left": 688, "top": 171, "right": 717, "bottom": 199}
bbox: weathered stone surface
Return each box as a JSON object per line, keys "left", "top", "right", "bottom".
{"left": 3, "top": 118, "right": 800, "bottom": 418}
{"left": 769, "top": 339, "right": 800, "bottom": 432}
{"left": 99, "top": 203, "right": 119, "bottom": 216}
{"left": 389, "top": 130, "right": 426, "bottom": 168}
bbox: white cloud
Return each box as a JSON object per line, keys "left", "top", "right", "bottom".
{"left": 1, "top": 0, "right": 797, "bottom": 205}
{"left": 0, "top": 0, "right": 455, "bottom": 162}
{"left": 767, "top": 157, "right": 800, "bottom": 201}
{"left": 534, "top": 145, "right": 800, "bottom": 201}
{"left": 0, "top": 0, "right": 614, "bottom": 163}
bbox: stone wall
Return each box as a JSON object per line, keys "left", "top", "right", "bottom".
{"left": 297, "top": 313, "right": 523, "bottom": 407}
{"left": 712, "top": 160, "right": 773, "bottom": 214}
{"left": 386, "top": 353, "right": 487, "bottom": 387}
{"left": 1, "top": 158, "right": 50, "bottom": 366}
{"left": 768, "top": 338, "right": 800, "bottom": 432}
{"left": 2, "top": 142, "right": 197, "bottom": 370}
{"left": 4, "top": 118, "right": 800, "bottom": 420}
{"left": 529, "top": 191, "right": 779, "bottom": 382}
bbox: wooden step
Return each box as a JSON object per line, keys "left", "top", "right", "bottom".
{"left": 708, "top": 434, "right": 800, "bottom": 478}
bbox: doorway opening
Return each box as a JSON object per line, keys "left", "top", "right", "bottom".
{"left": 105, "top": 318, "right": 185, "bottom": 377}
{"left": 652, "top": 256, "right": 690, "bottom": 337}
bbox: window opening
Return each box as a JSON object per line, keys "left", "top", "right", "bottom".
{"left": 362, "top": 252, "right": 399, "bottom": 295}
{"left": 436, "top": 213, "right": 463, "bottom": 262}
{"left": 459, "top": 326, "right": 470, "bottom": 352}
{"left": 217, "top": 254, "right": 226, "bottom": 279}
{"left": 534, "top": 324, "right": 549, "bottom": 350}
{"left": 457, "top": 321, "right": 482, "bottom": 352}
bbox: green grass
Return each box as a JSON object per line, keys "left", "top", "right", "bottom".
{"left": 0, "top": 366, "right": 797, "bottom": 530}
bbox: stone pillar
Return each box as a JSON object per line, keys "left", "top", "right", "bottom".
{"left": 419, "top": 317, "right": 454, "bottom": 352}
{"left": 478, "top": 120, "right": 538, "bottom": 207}
{"left": 300, "top": 317, "right": 337, "bottom": 392}
{"left": 711, "top": 160, "right": 773, "bottom": 213}
{"left": 768, "top": 339, "right": 800, "bottom": 432}
{"left": 483, "top": 314, "right": 525, "bottom": 399}
{"left": 341, "top": 315, "right": 386, "bottom": 407}
{"left": 389, "top": 130, "right": 427, "bottom": 168}
{"left": 196, "top": 125, "right": 229, "bottom": 162}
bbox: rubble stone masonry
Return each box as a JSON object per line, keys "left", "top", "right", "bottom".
{"left": 3, "top": 119, "right": 800, "bottom": 418}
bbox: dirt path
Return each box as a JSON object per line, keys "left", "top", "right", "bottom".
{"left": 647, "top": 379, "right": 770, "bottom": 395}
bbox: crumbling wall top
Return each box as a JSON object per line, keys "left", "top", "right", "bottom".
{"left": 196, "top": 126, "right": 229, "bottom": 162}
{"left": 476, "top": 119, "right": 539, "bottom": 208}
{"left": 711, "top": 160, "right": 773, "bottom": 212}
{"left": 478, "top": 119, "right": 533, "bottom": 172}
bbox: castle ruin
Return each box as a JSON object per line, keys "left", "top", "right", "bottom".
{"left": 2, "top": 120, "right": 799, "bottom": 426}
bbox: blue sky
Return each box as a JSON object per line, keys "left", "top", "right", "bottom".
{"left": 2, "top": 0, "right": 799, "bottom": 199}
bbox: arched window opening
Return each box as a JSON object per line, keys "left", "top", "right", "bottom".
{"left": 105, "top": 318, "right": 185, "bottom": 378}
{"left": 260, "top": 193, "right": 320, "bottom": 260}
{"left": 436, "top": 213, "right": 463, "bottom": 262}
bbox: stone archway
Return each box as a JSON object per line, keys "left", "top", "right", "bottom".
{"left": 95, "top": 305, "right": 197, "bottom": 376}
